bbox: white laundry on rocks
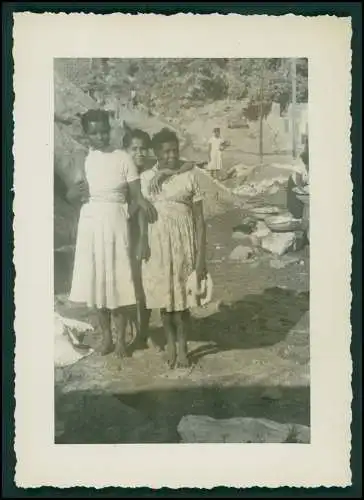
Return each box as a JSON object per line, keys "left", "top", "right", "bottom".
{"left": 54, "top": 312, "right": 94, "bottom": 369}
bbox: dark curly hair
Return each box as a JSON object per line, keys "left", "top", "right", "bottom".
{"left": 151, "top": 127, "right": 179, "bottom": 153}
{"left": 80, "top": 109, "right": 111, "bottom": 133}
{"left": 122, "top": 128, "right": 151, "bottom": 150}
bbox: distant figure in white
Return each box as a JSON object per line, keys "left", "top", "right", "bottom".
{"left": 206, "top": 127, "right": 228, "bottom": 179}
{"left": 130, "top": 89, "right": 137, "bottom": 109}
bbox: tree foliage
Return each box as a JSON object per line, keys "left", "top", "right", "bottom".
{"left": 58, "top": 58, "right": 308, "bottom": 116}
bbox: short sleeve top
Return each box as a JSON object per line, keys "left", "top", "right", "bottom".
{"left": 85, "top": 149, "right": 139, "bottom": 201}
{"left": 141, "top": 165, "right": 203, "bottom": 207}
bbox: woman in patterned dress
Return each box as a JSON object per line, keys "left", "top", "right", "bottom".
{"left": 140, "top": 128, "right": 207, "bottom": 368}
{"left": 123, "top": 128, "right": 195, "bottom": 351}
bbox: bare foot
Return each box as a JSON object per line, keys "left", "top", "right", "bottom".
{"left": 176, "top": 354, "right": 190, "bottom": 369}
{"left": 114, "top": 341, "right": 131, "bottom": 359}
{"left": 133, "top": 338, "right": 149, "bottom": 351}
{"left": 163, "top": 343, "right": 176, "bottom": 369}
{"left": 147, "top": 338, "right": 163, "bottom": 352}
{"left": 96, "top": 337, "right": 114, "bottom": 356}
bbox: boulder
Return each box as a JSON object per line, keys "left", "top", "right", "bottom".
{"left": 232, "top": 233, "right": 259, "bottom": 247}
{"left": 261, "top": 231, "right": 305, "bottom": 256}
{"left": 226, "top": 163, "right": 256, "bottom": 179}
{"left": 252, "top": 221, "right": 271, "bottom": 239}
{"left": 229, "top": 245, "right": 254, "bottom": 262}
{"left": 177, "top": 415, "right": 310, "bottom": 443}
{"left": 54, "top": 194, "right": 79, "bottom": 250}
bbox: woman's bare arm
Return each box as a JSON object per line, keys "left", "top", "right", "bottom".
{"left": 136, "top": 207, "right": 150, "bottom": 262}
{"left": 65, "top": 180, "right": 89, "bottom": 206}
{"left": 129, "top": 179, "right": 158, "bottom": 223}
{"left": 149, "top": 162, "right": 195, "bottom": 195}
{"left": 192, "top": 200, "right": 207, "bottom": 283}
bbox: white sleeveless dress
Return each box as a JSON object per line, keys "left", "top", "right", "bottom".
{"left": 206, "top": 136, "right": 223, "bottom": 171}
{"left": 69, "top": 149, "right": 138, "bottom": 310}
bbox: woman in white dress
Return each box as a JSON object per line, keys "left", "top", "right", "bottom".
{"left": 69, "top": 110, "right": 154, "bottom": 357}
{"left": 206, "top": 127, "right": 228, "bottom": 179}
{"left": 140, "top": 128, "right": 207, "bottom": 368}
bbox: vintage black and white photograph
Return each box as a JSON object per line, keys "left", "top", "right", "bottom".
{"left": 54, "top": 57, "right": 311, "bottom": 444}
{"left": 13, "top": 12, "right": 352, "bottom": 489}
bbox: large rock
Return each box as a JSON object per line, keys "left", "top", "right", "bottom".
{"left": 54, "top": 194, "right": 79, "bottom": 250}
{"left": 232, "top": 232, "right": 259, "bottom": 247}
{"left": 252, "top": 221, "right": 271, "bottom": 239}
{"left": 54, "top": 122, "right": 88, "bottom": 189}
{"left": 261, "top": 231, "right": 305, "bottom": 256}
{"left": 54, "top": 68, "right": 98, "bottom": 118}
{"left": 226, "top": 163, "right": 256, "bottom": 180}
{"left": 177, "top": 415, "right": 310, "bottom": 443}
{"left": 229, "top": 245, "right": 254, "bottom": 262}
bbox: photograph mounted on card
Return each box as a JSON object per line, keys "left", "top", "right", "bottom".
{"left": 12, "top": 12, "right": 352, "bottom": 489}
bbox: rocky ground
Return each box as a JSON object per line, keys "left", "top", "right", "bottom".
{"left": 55, "top": 178, "right": 310, "bottom": 444}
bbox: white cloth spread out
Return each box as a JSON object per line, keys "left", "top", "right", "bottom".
{"left": 69, "top": 149, "right": 138, "bottom": 309}
{"left": 54, "top": 312, "right": 94, "bottom": 368}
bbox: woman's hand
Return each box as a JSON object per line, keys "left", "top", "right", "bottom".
{"left": 148, "top": 171, "right": 170, "bottom": 196}
{"left": 66, "top": 180, "right": 89, "bottom": 204}
{"left": 196, "top": 263, "right": 207, "bottom": 280}
{"left": 192, "top": 200, "right": 207, "bottom": 291}
{"left": 135, "top": 239, "right": 151, "bottom": 263}
{"left": 139, "top": 198, "right": 158, "bottom": 223}
{"left": 195, "top": 262, "right": 207, "bottom": 290}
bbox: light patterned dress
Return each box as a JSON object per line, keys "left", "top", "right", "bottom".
{"left": 141, "top": 166, "right": 203, "bottom": 312}
{"left": 69, "top": 149, "right": 138, "bottom": 310}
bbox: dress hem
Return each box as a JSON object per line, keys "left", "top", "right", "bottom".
{"left": 68, "top": 297, "right": 137, "bottom": 310}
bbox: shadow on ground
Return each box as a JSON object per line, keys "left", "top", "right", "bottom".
{"left": 55, "top": 384, "right": 310, "bottom": 444}
{"left": 146, "top": 287, "right": 309, "bottom": 362}
{"left": 57, "top": 286, "right": 309, "bottom": 365}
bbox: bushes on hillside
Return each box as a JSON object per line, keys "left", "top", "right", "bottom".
{"left": 57, "top": 58, "right": 308, "bottom": 117}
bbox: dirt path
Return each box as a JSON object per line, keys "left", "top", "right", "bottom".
{"left": 55, "top": 204, "right": 310, "bottom": 444}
